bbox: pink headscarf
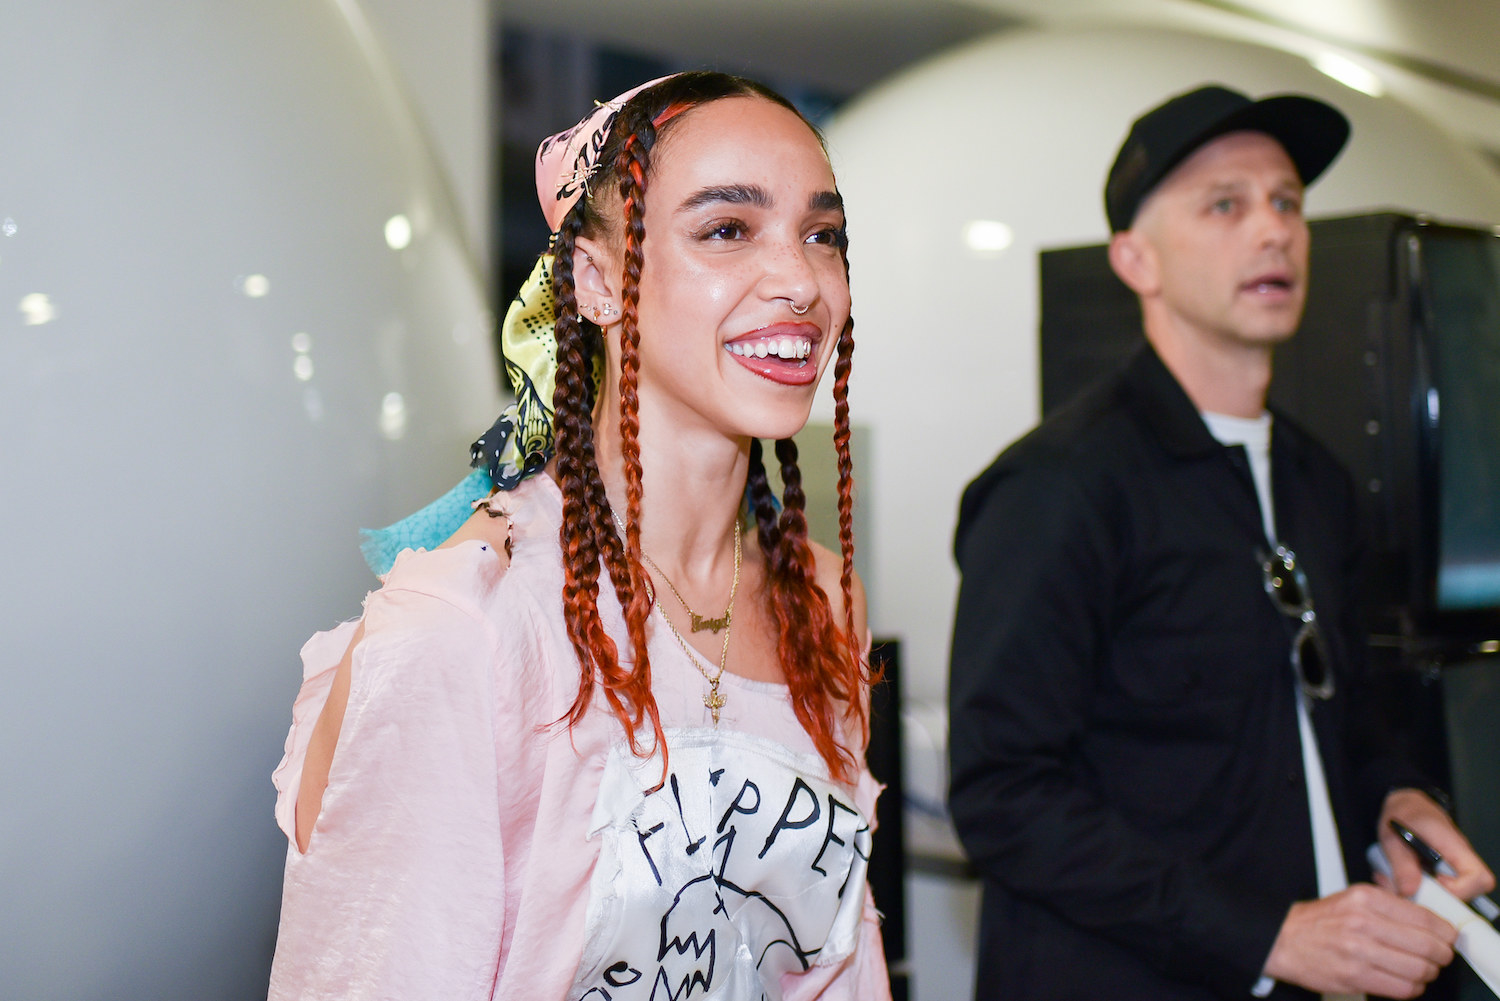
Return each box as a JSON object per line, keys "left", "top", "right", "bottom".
{"left": 534, "top": 75, "right": 676, "bottom": 232}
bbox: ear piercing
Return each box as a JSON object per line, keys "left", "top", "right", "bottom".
{"left": 588, "top": 303, "right": 618, "bottom": 321}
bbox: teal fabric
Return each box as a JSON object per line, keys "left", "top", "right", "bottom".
{"left": 359, "top": 468, "right": 493, "bottom": 576}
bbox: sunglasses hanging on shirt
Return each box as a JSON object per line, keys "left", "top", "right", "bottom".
{"left": 1258, "top": 545, "right": 1336, "bottom": 701}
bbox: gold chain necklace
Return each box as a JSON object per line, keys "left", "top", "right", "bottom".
{"left": 611, "top": 509, "right": 741, "bottom": 725}
{"left": 637, "top": 529, "right": 738, "bottom": 633}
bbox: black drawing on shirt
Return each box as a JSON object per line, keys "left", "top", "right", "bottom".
{"left": 575, "top": 755, "right": 871, "bottom": 1000}
{"left": 604, "top": 962, "right": 642, "bottom": 986}
{"left": 670, "top": 774, "right": 707, "bottom": 856}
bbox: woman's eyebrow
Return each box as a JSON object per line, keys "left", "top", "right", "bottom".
{"left": 809, "top": 190, "right": 843, "bottom": 213}
{"left": 676, "top": 185, "right": 844, "bottom": 216}
{"left": 678, "top": 184, "right": 771, "bottom": 212}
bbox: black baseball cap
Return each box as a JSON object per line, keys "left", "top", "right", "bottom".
{"left": 1104, "top": 84, "right": 1350, "bottom": 232}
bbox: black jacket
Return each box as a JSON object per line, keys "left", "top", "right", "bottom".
{"left": 949, "top": 344, "right": 1421, "bottom": 1000}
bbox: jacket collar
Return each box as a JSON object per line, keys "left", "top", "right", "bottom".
{"left": 1121, "top": 342, "right": 1224, "bottom": 460}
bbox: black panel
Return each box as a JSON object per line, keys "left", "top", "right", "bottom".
{"left": 1037, "top": 243, "right": 1141, "bottom": 416}
{"left": 1269, "top": 214, "right": 1419, "bottom": 623}
{"left": 867, "top": 638, "right": 909, "bottom": 999}
{"left": 1039, "top": 212, "right": 1500, "bottom": 643}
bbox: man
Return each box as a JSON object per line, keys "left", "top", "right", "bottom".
{"left": 948, "top": 85, "right": 1495, "bottom": 1000}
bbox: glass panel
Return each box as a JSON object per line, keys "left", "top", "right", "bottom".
{"left": 1425, "top": 231, "right": 1500, "bottom": 610}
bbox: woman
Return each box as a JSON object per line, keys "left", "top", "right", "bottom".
{"left": 268, "top": 72, "right": 889, "bottom": 999}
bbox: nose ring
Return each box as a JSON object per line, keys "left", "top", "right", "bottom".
{"left": 790, "top": 302, "right": 810, "bottom": 315}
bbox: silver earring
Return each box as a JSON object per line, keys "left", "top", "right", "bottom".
{"left": 601, "top": 303, "right": 617, "bottom": 317}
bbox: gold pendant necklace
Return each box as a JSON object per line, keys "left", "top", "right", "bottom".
{"left": 637, "top": 527, "right": 739, "bottom": 634}
{"left": 661, "top": 609, "right": 731, "bottom": 723}
{"left": 612, "top": 509, "right": 741, "bottom": 724}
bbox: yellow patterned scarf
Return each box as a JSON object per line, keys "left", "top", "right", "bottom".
{"left": 473, "top": 252, "right": 604, "bottom": 489}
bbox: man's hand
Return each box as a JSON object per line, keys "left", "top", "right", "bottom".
{"left": 1380, "top": 788, "right": 1497, "bottom": 900}
{"left": 1262, "top": 884, "right": 1456, "bottom": 998}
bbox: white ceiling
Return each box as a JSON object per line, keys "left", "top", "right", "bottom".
{"left": 499, "top": 0, "right": 1500, "bottom": 159}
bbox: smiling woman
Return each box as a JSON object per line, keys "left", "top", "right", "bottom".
{"left": 266, "top": 72, "right": 891, "bottom": 1000}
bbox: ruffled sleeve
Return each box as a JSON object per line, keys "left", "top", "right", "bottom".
{"left": 271, "top": 617, "right": 359, "bottom": 843}
{"left": 268, "top": 545, "right": 518, "bottom": 1001}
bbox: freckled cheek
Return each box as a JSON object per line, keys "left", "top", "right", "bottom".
{"left": 825, "top": 275, "right": 852, "bottom": 324}
{"left": 645, "top": 259, "right": 752, "bottom": 316}
{"left": 693, "top": 271, "right": 744, "bottom": 311}
{"left": 808, "top": 254, "right": 849, "bottom": 310}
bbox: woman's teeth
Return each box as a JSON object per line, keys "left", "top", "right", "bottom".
{"left": 728, "top": 338, "right": 811, "bottom": 360}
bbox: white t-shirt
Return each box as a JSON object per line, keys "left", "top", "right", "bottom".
{"left": 1202, "top": 411, "right": 1360, "bottom": 1001}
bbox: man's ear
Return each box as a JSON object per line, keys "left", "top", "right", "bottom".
{"left": 571, "top": 234, "right": 622, "bottom": 328}
{"left": 1108, "top": 229, "right": 1160, "bottom": 299}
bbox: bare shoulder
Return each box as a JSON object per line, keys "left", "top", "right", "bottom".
{"left": 809, "top": 539, "right": 867, "bottom": 641}
{"left": 438, "top": 498, "right": 515, "bottom": 568}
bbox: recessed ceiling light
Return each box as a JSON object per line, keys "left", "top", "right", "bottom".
{"left": 1311, "top": 52, "right": 1385, "bottom": 98}
{"left": 963, "top": 219, "right": 1014, "bottom": 257}
{"left": 385, "top": 214, "right": 413, "bottom": 251}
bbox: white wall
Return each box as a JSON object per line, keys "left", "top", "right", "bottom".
{"left": 0, "top": 3, "right": 497, "bottom": 996}
{"left": 359, "top": 0, "right": 493, "bottom": 275}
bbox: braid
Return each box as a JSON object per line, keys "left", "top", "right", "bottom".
{"left": 750, "top": 438, "right": 851, "bottom": 780}
{"left": 831, "top": 314, "right": 873, "bottom": 738}
{"left": 607, "top": 118, "right": 662, "bottom": 758}
{"left": 552, "top": 210, "right": 629, "bottom": 733}
{"left": 774, "top": 439, "right": 810, "bottom": 551}
{"left": 829, "top": 234, "right": 874, "bottom": 743}
{"left": 746, "top": 438, "right": 782, "bottom": 558}
{"left": 548, "top": 102, "right": 667, "bottom": 763}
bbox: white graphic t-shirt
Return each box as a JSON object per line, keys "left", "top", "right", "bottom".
{"left": 573, "top": 730, "right": 871, "bottom": 1000}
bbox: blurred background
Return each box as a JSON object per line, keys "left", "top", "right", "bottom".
{"left": 3, "top": 1, "right": 1499, "bottom": 998}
